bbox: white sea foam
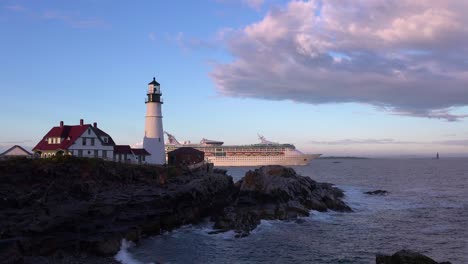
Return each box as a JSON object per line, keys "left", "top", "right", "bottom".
{"left": 114, "top": 239, "right": 140, "bottom": 264}
{"left": 307, "top": 210, "right": 336, "bottom": 222}
{"left": 114, "top": 239, "right": 155, "bottom": 264}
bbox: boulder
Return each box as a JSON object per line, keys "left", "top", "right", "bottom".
{"left": 0, "top": 239, "right": 23, "bottom": 264}
{"left": 376, "top": 250, "right": 451, "bottom": 264}
{"left": 213, "top": 165, "right": 351, "bottom": 236}
{"left": 365, "top": 190, "right": 389, "bottom": 195}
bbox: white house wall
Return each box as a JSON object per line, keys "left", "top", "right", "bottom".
{"left": 68, "top": 127, "right": 114, "bottom": 159}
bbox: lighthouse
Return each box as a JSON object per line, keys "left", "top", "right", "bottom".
{"left": 143, "top": 77, "right": 166, "bottom": 164}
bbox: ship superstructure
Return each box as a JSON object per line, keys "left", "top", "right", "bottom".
{"left": 164, "top": 132, "right": 320, "bottom": 166}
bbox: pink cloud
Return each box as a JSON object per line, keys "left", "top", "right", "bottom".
{"left": 211, "top": 0, "right": 468, "bottom": 121}
{"left": 242, "top": 0, "right": 264, "bottom": 10}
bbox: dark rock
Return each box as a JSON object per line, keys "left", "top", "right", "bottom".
{"left": 212, "top": 165, "right": 351, "bottom": 236}
{"left": 92, "top": 235, "right": 122, "bottom": 256}
{"left": 0, "top": 239, "right": 23, "bottom": 264}
{"left": 294, "top": 218, "right": 306, "bottom": 224}
{"left": 365, "top": 189, "right": 389, "bottom": 195}
{"left": 376, "top": 250, "right": 451, "bottom": 264}
{"left": 1, "top": 158, "right": 350, "bottom": 259}
{"left": 0, "top": 157, "right": 235, "bottom": 260}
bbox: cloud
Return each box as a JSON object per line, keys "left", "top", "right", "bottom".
{"left": 148, "top": 32, "right": 157, "bottom": 41}
{"left": 42, "top": 10, "right": 108, "bottom": 28}
{"left": 170, "top": 32, "right": 218, "bottom": 52}
{"left": 242, "top": 0, "right": 264, "bottom": 10}
{"left": 309, "top": 138, "right": 468, "bottom": 147}
{"left": 435, "top": 139, "right": 468, "bottom": 146}
{"left": 308, "top": 138, "right": 419, "bottom": 145}
{"left": 211, "top": 0, "right": 468, "bottom": 121}
{"left": 5, "top": 4, "right": 25, "bottom": 11}
{"left": 215, "top": 0, "right": 264, "bottom": 10}
{"left": 132, "top": 141, "right": 143, "bottom": 148}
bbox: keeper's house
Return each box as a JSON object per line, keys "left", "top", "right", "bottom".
{"left": 32, "top": 119, "right": 150, "bottom": 164}
{"left": 33, "top": 119, "right": 115, "bottom": 159}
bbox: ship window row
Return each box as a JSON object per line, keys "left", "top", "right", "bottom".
{"left": 175, "top": 147, "right": 289, "bottom": 152}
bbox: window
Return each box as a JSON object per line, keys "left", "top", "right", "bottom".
{"left": 103, "top": 137, "right": 108, "bottom": 143}
{"left": 82, "top": 138, "right": 87, "bottom": 145}
{"left": 94, "top": 150, "right": 98, "bottom": 157}
{"left": 88, "top": 128, "right": 91, "bottom": 135}
{"left": 88, "top": 151, "right": 91, "bottom": 154}
{"left": 78, "top": 150, "right": 83, "bottom": 157}
{"left": 91, "top": 138, "right": 95, "bottom": 146}
{"left": 102, "top": 150, "right": 107, "bottom": 158}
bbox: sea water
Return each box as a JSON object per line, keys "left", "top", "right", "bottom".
{"left": 116, "top": 159, "right": 468, "bottom": 264}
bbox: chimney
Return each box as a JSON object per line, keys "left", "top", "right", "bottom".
{"left": 60, "top": 121, "right": 64, "bottom": 127}
{"left": 80, "top": 119, "right": 84, "bottom": 126}
{"left": 93, "top": 122, "right": 97, "bottom": 128}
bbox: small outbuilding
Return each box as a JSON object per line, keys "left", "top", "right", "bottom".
{"left": 167, "top": 147, "right": 204, "bottom": 167}
{"left": 0, "top": 145, "right": 32, "bottom": 159}
{"left": 114, "top": 145, "right": 151, "bottom": 164}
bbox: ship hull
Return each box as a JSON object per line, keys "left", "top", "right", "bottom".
{"left": 206, "top": 154, "right": 321, "bottom": 167}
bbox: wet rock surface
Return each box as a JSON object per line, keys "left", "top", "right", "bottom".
{"left": 212, "top": 165, "right": 352, "bottom": 237}
{"left": 376, "top": 250, "right": 451, "bottom": 264}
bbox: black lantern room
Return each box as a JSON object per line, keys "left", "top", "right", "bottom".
{"left": 146, "top": 77, "right": 163, "bottom": 104}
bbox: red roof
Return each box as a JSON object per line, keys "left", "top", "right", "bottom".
{"left": 114, "top": 145, "right": 132, "bottom": 154}
{"left": 33, "top": 122, "right": 117, "bottom": 152}
{"left": 33, "top": 125, "right": 91, "bottom": 151}
{"left": 131, "top": 148, "right": 150, "bottom": 156}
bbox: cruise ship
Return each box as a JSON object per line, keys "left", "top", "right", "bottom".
{"left": 164, "top": 132, "right": 321, "bottom": 166}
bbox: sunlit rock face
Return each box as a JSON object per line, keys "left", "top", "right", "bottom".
{"left": 213, "top": 165, "right": 351, "bottom": 237}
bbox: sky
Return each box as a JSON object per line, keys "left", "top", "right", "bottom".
{"left": 1, "top": 0, "right": 468, "bottom": 157}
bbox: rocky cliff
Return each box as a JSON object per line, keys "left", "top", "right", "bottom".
{"left": 0, "top": 158, "right": 351, "bottom": 263}
{"left": 0, "top": 157, "right": 234, "bottom": 262}
{"left": 212, "top": 165, "right": 352, "bottom": 237}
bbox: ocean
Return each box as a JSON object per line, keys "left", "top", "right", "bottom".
{"left": 116, "top": 158, "right": 468, "bottom": 264}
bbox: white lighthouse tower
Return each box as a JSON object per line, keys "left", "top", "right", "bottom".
{"left": 143, "top": 77, "right": 166, "bottom": 164}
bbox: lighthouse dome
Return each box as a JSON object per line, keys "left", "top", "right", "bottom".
{"left": 148, "top": 77, "right": 160, "bottom": 86}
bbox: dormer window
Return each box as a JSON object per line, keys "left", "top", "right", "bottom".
{"left": 103, "top": 137, "right": 108, "bottom": 143}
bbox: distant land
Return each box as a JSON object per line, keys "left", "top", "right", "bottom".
{"left": 318, "top": 156, "right": 369, "bottom": 159}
